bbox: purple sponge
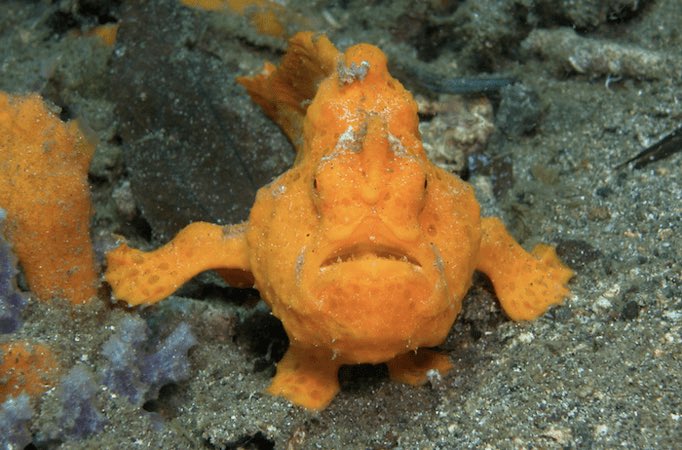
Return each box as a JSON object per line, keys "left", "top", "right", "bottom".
{"left": 100, "top": 316, "right": 197, "bottom": 405}
{"left": 100, "top": 316, "right": 148, "bottom": 404}
{"left": 57, "top": 365, "right": 107, "bottom": 440}
{"left": 0, "top": 209, "right": 28, "bottom": 334}
{"left": 0, "top": 394, "right": 33, "bottom": 449}
{"left": 140, "top": 321, "right": 197, "bottom": 398}
{"left": 34, "top": 365, "right": 108, "bottom": 446}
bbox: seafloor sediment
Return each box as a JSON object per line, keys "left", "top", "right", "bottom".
{"left": 0, "top": 0, "right": 680, "bottom": 448}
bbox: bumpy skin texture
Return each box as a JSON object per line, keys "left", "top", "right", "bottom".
{"left": 105, "top": 32, "right": 573, "bottom": 410}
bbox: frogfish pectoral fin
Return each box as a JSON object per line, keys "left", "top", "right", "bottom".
{"left": 476, "top": 217, "right": 574, "bottom": 321}
{"left": 105, "top": 222, "right": 252, "bottom": 306}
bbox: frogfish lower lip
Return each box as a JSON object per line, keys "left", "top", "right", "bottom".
{"left": 319, "top": 243, "right": 421, "bottom": 269}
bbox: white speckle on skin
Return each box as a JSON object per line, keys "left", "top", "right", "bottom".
{"left": 295, "top": 248, "right": 305, "bottom": 285}
{"left": 387, "top": 133, "right": 408, "bottom": 157}
{"left": 431, "top": 244, "right": 446, "bottom": 276}
{"left": 321, "top": 125, "right": 362, "bottom": 162}
{"left": 336, "top": 125, "right": 356, "bottom": 150}
{"left": 337, "top": 60, "right": 370, "bottom": 84}
{"left": 272, "top": 183, "right": 287, "bottom": 197}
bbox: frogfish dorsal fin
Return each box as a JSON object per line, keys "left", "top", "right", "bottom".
{"left": 236, "top": 32, "right": 340, "bottom": 151}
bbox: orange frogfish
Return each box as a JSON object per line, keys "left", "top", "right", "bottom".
{"left": 105, "top": 32, "right": 573, "bottom": 410}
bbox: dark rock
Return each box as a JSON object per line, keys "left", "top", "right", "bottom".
{"left": 556, "top": 239, "right": 601, "bottom": 270}
{"left": 110, "top": 0, "right": 292, "bottom": 240}
{"left": 595, "top": 186, "right": 613, "bottom": 198}
{"left": 496, "top": 83, "right": 542, "bottom": 136}
{"left": 621, "top": 300, "right": 641, "bottom": 320}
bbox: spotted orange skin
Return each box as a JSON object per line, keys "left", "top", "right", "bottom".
{"left": 105, "top": 32, "right": 573, "bottom": 410}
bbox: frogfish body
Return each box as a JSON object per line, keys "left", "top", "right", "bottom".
{"left": 105, "top": 32, "right": 573, "bottom": 410}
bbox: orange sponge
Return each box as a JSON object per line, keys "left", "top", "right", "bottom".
{"left": 181, "top": 0, "right": 293, "bottom": 38}
{"left": 0, "top": 341, "right": 60, "bottom": 403}
{"left": 0, "top": 92, "right": 98, "bottom": 304}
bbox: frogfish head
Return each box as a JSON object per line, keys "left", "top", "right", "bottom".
{"left": 254, "top": 43, "right": 478, "bottom": 364}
